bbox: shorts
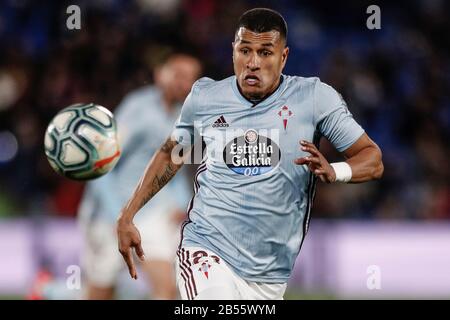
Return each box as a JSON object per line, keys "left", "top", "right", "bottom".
{"left": 80, "top": 207, "right": 181, "bottom": 288}
{"left": 175, "top": 246, "right": 287, "bottom": 300}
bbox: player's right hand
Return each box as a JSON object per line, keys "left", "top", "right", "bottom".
{"left": 117, "top": 219, "right": 145, "bottom": 280}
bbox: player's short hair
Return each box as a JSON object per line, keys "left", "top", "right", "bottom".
{"left": 236, "top": 8, "right": 288, "bottom": 43}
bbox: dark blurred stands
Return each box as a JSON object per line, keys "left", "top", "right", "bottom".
{"left": 0, "top": 0, "right": 448, "bottom": 219}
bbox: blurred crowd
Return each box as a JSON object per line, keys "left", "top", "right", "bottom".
{"left": 0, "top": 0, "right": 448, "bottom": 219}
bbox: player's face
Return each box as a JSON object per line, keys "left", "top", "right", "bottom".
{"left": 157, "top": 56, "right": 201, "bottom": 103}
{"left": 233, "top": 27, "right": 289, "bottom": 100}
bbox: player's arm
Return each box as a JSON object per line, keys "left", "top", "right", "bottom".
{"left": 295, "top": 133, "right": 383, "bottom": 183}
{"left": 295, "top": 80, "right": 383, "bottom": 183}
{"left": 117, "top": 80, "right": 199, "bottom": 279}
{"left": 116, "top": 136, "right": 188, "bottom": 279}
{"left": 340, "top": 133, "right": 383, "bottom": 182}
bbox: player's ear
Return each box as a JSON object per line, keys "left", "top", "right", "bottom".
{"left": 281, "top": 46, "right": 289, "bottom": 66}
{"left": 154, "top": 66, "right": 162, "bottom": 85}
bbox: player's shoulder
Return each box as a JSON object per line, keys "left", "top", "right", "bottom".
{"left": 117, "top": 85, "right": 160, "bottom": 112}
{"left": 285, "top": 75, "right": 341, "bottom": 100}
{"left": 284, "top": 74, "right": 321, "bottom": 90}
{"left": 192, "top": 76, "right": 216, "bottom": 89}
{"left": 191, "top": 76, "right": 232, "bottom": 95}
{"left": 123, "top": 85, "right": 158, "bottom": 104}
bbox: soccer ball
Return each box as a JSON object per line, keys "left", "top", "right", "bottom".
{"left": 44, "top": 103, "right": 121, "bottom": 180}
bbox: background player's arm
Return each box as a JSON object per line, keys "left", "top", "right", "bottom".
{"left": 117, "top": 136, "right": 186, "bottom": 279}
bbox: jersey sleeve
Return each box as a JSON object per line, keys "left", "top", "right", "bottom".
{"left": 314, "top": 80, "right": 365, "bottom": 152}
{"left": 171, "top": 83, "right": 198, "bottom": 147}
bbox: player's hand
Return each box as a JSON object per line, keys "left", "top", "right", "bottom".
{"left": 117, "top": 219, "right": 145, "bottom": 280}
{"left": 294, "top": 140, "right": 336, "bottom": 183}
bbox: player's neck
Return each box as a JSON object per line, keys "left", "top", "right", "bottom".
{"left": 237, "top": 75, "right": 284, "bottom": 106}
{"left": 161, "top": 93, "right": 177, "bottom": 115}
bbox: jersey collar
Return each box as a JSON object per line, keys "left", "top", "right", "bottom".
{"left": 231, "top": 74, "right": 287, "bottom": 108}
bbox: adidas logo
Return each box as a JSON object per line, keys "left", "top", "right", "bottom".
{"left": 212, "top": 115, "right": 229, "bottom": 128}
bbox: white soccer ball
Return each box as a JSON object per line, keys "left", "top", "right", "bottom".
{"left": 44, "top": 103, "right": 121, "bottom": 180}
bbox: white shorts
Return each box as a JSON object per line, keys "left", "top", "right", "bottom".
{"left": 80, "top": 208, "right": 181, "bottom": 288}
{"left": 175, "top": 246, "right": 287, "bottom": 300}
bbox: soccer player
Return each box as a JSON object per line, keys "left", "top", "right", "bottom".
{"left": 117, "top": 8, "right": 384, "bottom": 300}
{"left": 78, "top": 53, "right": 202, "bottom": 299}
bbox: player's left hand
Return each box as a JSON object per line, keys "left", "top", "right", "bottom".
{"left": 294, "top": 140, "right": 336, "bottom": 183}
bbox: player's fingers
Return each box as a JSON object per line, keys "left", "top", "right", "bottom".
{"left": 301, "top": 146, "right": 320, "bottom": 157}
{"left": 300, "top": 142, "right": 320, "bottom": 156}
{"left": 300, "top": 140, "right": 312, "bottom": 145}
{"left": 295, "top": 156, "right": 321, "bottom": 168}
{"left": 121, "top": 248, "right": 137, "bottom": 279}
{"left": 313, "top": 168, "right": 326, "bottom": 175}
{"left": 294, "top": 157, "right": 310, "bottom": 165}
{"left": 305, "top": 156, "right": 321, "bottom": 165}
{"left": 135, "top": 242, "right": 146, "bottom": 262}
{"left": 300, "top": 140, "right": 316, "bottom": 148}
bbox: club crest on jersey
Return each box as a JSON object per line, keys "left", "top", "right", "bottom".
{"left": 278, "top": 105, "right": 293, "bottom": 130}
{"left": 244, "top": 129, "right": 258, "bottom": 143}
{"left": 223, "top": 129, "right": 281, "bottom": 176}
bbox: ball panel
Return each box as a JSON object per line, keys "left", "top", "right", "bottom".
{"left": 77, "top": 124, "right": 109, "bottom": 153}
{"left": 52, "top": 111, "right": 77, "bottom": 133}
{"left": 60, "top": 139, "right": 89, "bottom": 166}
{"left": 44, "top": 131, "right": 55, "bottom": 152}
{"left": 85, "top": 107, "right": 112, "bottom": 127}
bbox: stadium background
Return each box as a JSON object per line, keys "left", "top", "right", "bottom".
{"left": 0, "top": 0, "right": 449, "bottom": 299}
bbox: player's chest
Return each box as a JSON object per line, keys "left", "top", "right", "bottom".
{"left": 199, "top": 98, "right": 316, "bottom": 167}
{"left": 199, "top": 98, "right": 314, "bottom": 144}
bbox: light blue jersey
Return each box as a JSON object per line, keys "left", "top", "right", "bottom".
{"left": 79, "top": 85, "right": 192, "bottom": 223}
{"left": 172, "top": 75, "right": 364, "bottom": 283}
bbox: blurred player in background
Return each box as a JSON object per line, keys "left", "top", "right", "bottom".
{"left": 78, "top": 53, "right": 202, "bottom": 299}
{"left": 117, "top": 8, "right": 383, "bottom": 299}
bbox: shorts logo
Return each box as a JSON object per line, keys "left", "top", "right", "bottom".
{"left": 199, "top": 262, "right": 211, "bottom": 279}
{"left": 223, "top": 129, "right": 281, "bottom": 176}
{"left": 212, "top": 115, "right": 229, "bottom": 128}
{"left": 193, "top": 250, "right": 220, "bottom": 280}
